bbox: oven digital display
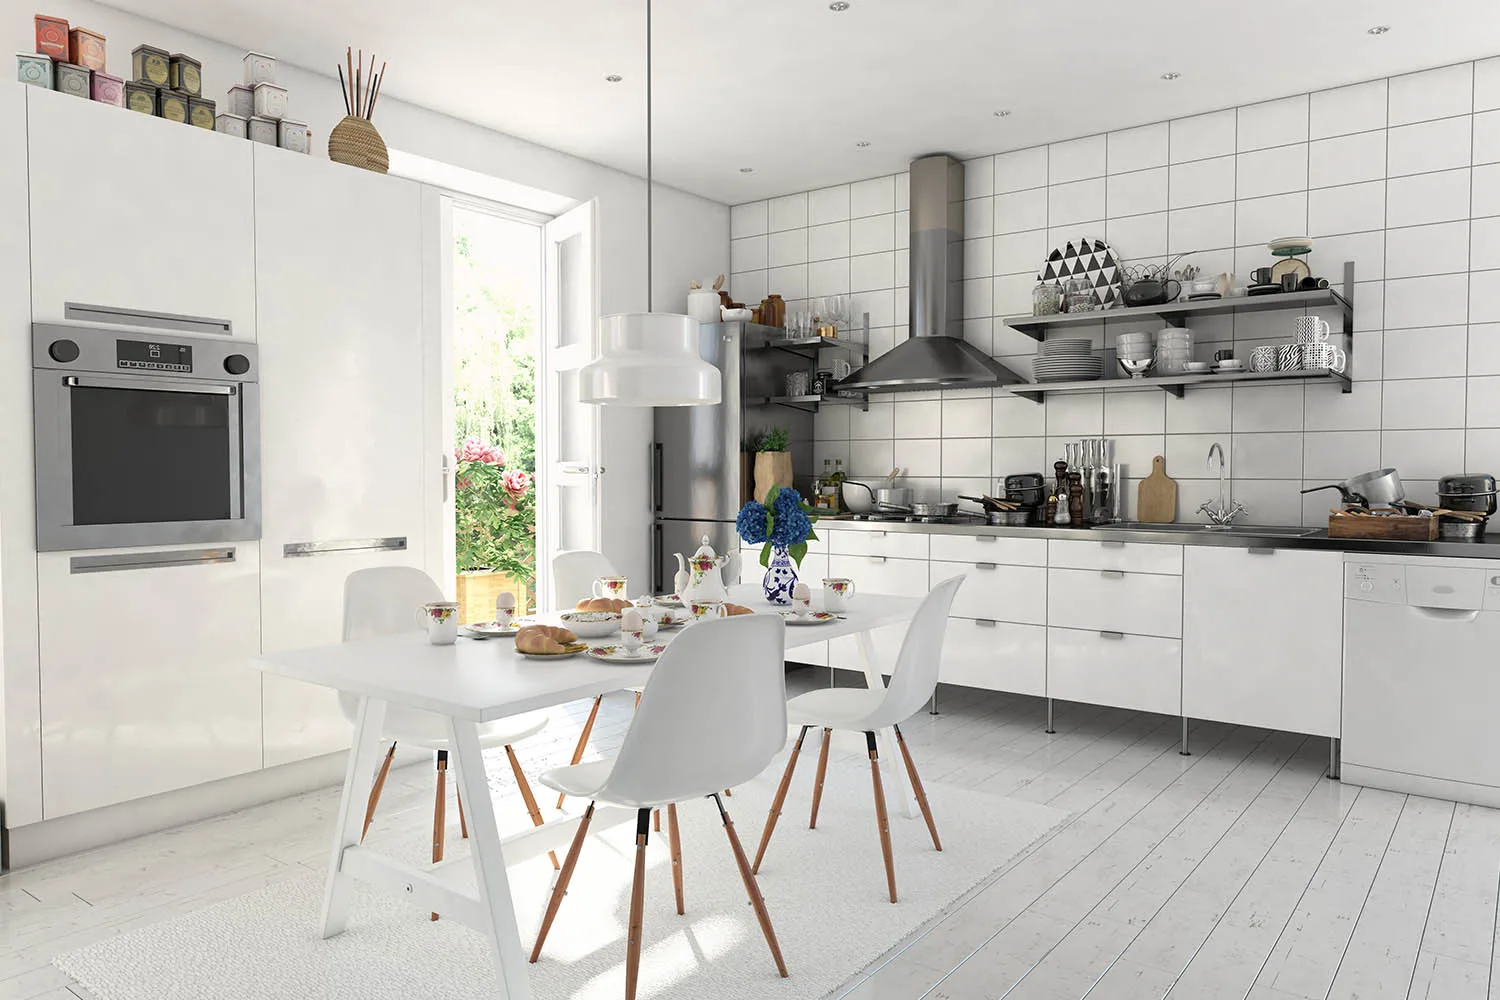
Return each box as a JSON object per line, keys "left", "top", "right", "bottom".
{"left": 116, "top": 339, "right": 193, "bottom": 373}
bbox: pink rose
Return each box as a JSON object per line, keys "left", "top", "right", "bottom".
{"left": 459, "top": 437, "right": 488, "bottom": 462}
{"left": 482, "top": 444, "right": 506, "bottom": 466}
{"left": 501, "top": 469, "right": 531, "bottom": 497}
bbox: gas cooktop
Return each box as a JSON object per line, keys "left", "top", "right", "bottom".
{"left": 850, "top": 512, "right": 989, "bottom": 525}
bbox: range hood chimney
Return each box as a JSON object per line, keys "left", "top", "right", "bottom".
{"left": 834, "top": 154, "right": 1023, "bottom": 395}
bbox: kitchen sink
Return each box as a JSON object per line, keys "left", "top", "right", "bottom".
{"left": 1107, "top": 523, "right": 1320, "bottom": 537}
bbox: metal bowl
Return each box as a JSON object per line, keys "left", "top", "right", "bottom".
{"left": 1118, "top": 357, "right": 1155, "bottom": 379}
{"left": 987, "top": 509, "right": 1033, "bottom": 527}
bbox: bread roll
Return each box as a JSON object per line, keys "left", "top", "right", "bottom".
{"left": 574, "top": 597, "right": 631, "bottom": 613}
{"left": 724, "top": 603, "right": 755, "bottom": 617}
{"left": 515, "top": 624, "right": 578, "bottom": 654}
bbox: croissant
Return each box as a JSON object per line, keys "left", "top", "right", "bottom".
{"left": 575, "top": 597, "right": 632, "bottom": 613}
{"left": 724, "top": 603, "right": 755, "bottom": 617}
{"left": 515, "top": 624, "right": 579, "bottom": 654}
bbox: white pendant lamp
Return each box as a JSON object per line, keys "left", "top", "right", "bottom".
{"left": 579, "top": 0, "right": 722, "bottom": 407}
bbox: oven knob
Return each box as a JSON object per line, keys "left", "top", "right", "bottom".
{"left": 48, "top": 339, "right": 80, "bottom": 363}
{"left": 223, "top": 354, "right": 251, "bottom": 376}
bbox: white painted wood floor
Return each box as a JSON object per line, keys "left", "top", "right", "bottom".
{"left": 3, "top": 666, "right": 1499, "bottom": 1000}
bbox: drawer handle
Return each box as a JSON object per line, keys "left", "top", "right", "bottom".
{"left": 1100, "top": 540, "right": 1126, "bottom": 548}
{"left": 1099, "top": 569, "right": 1125, "bottom": 579}
{"left": 975, "top": 535, "right": 997, "bottom": 542}
{"left": 871, "top": 530, "right": 886, "bottom": 537}
{"left": 869, "top": 555, "right": 887, "bottom": 563}
{"left": 70, "top": 547, "right": 235, "bottom": 574}
{"left": 1099, "top": 630, "right": 1125, "bottom": 640}
{"left": 975, "top": 561, "right": 998, "bottom": 570}
{"left": 975, "top": 618, "right": 998, "bottom": 627}
{"left": 1247, "top": 547, "right": 1276, "bottom": 555}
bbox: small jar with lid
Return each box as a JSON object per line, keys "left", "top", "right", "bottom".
{"left": 252, "top": 81, "right": 287, "bottom": 119}
{"left": 1032, "top": 282, "right": 1062, "bottom": 316}
{"left": 132, "top": 44, "right": 170, "bottom": 87}
{"left": 16, "top": 53, "right": 53, "bottom": 90}
{"left": 34, "top": 15, "right": 69, "bottom": 61}
{"left": 53, "top": 63, "right": 91, "bottom": 99}
{"left": 247, "top": 116, "right": 278, "bottom": 145}
{"left": 1063, "top": 276, "right": 1095, "bottom": 314}
{"left": 157, "top": 88, "right": 190, "bottom": 123}
{"left": 90, "top": 71, "right": 124, "bottom": 107}
{"left": 169, "top": 53, "right": 201, "bottom": 96}
{"left": 123, "top": 81, "right": 157, "bottom": 115}
{"left": 225, "top": 84, "right": 254, "bottom": 118}
{"left": 215, "top": 112, "right": 248, "bottom": 138}
{"left": 187, "top": 96, "right": 216, "bottom": 130}
{"left": 68, "top": 28, "right": 105, "bottom": 72}
{"left": 278, "top": 119, "right": 310, "bottom": 154}
{"left": 242, "top": 51, "right": 276, "bottom": 86}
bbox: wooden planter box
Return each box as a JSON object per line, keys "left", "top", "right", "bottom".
{"left": 456, "top": 570, "right": 532, "bottom": 623}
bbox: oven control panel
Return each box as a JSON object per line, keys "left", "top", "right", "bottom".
{"left": 116, "top": 338, "right": 193, "bottom": 373}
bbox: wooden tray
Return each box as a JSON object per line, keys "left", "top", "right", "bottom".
{"left": 1327, "top": 511, "right": 1439, "bottom": 541}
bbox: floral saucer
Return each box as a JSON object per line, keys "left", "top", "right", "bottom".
{"left": 587, "top": 643, "right": 668, "bottom": 663}
{"left": 463, "top": 619, "right": 534, "bottom": 638}
{"left": 779, "top": 611, "right": 838, "bottom": 626}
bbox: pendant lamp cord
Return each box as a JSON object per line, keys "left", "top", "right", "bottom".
{"left": 645, "top": 0, "right": 654, "bottom": 313}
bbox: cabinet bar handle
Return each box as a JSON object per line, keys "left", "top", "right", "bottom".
{"left": 871, "top": 530, "right": 886, "bottom": 537}
{"left": 1099, "top": 630, "right": 1125, "bottom": 640}
{"left": 71, "top": 547, "right": 235, "bottom": 573}
{"left": 975, "top": 618, "right": 998, "bottom": 627}
{"left": 65, "top": 301, "right": 233, "bottom": 336}
{"left": 1100, "top": 540, "right": 1126, "bottom": 548}
{"left": 1099, "top": 569, "right": 1126, "bottom": 579}
{"left": 975, "top": 562, "right": 998, "bottom": 570}
{"left": 869, "top": 555, "right": 887, "bottom": 563}
{"left": 284, "top": 537, "right": 408, "bottom": 557}
{"left": 1247, "top": 547, "right": 1276, "bottom": 555}
{"left": 975, "top": 535, "right": 997, "bottom": 542}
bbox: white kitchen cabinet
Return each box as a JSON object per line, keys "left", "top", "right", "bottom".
{"left": 928, "top": 532, "right": 1046, "bottom": 566}
{"left": 253, "top": 147, "right": 430, "bottom": 766}
{"left": 1047, "top": 568, "right": 1184, "bottom": 638}
{"left": 1048, "top": 539, "right": 1183, "bottom": 575}
{"left": 1049, "top": 626, "right": 1182, "bottom": 716}
{"left": 826, "top": 553, "right": 926, "bottom": 674}
{"left": 932, "top": 558, "right": 1046, "bottom": 625}
{"left": 25, "top": 88, "right": 256, "bottom": 333}
{"left": 940, "top": 619, "right": 1046, "bottom": 696}
{"left": 827, "top": 528, "right": 930, "bottom": 561}
{"left": 36, "top": 545, "right": 264, "bottom": 818}
{"left": 1182, "top": 547, "right": 1343, "bottom": 737}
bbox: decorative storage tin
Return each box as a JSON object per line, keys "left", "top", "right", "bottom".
{"left": 243, "top": 52, "right": 276, "bottom": 85}
{"left": 54, "top": 62, "right": 91, "bottom": 99}
{"left": 157, "top": 88, "right": 189, "bottom": 123}
{"left": 34, "top": 15, "right": 69, "bottom": 62}
{"left": 277, "top": 118, "right": 310, "bottom": 154}
{"left": 17, "top": 53, "right": 53, "bottom": 89}
{"left": 187, "top": 96, "right": 216, "bottom": 130}
{"left": 90, "top": 70, "right": 124, "bottom": 106}
{"left": 247, "top": 116, "right": 278, "bottom": 145}
{"left": 225, "top": 84, "right": 253, "bottom": 118}
{"left": 124, "top": 81, "right": 156, "bottom": 115}
{"left": 214, "top": 112, "right": 248, "bottom": 138}
{"left": 252, "top": 81, "right": 287, "bottom": 119}
{"left": 169, "top": 53, "right": 201, "bottom": 96}
{"left": 68, "top": 27, "right": 105, "bottom": 71}
{"left": 131, "top": 44, "right": 170, "bottom": 86}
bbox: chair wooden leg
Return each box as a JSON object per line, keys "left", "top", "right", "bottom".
{"left": 431, "top": 750, "right": 448, "bottom": 920}
{"left": 530, "top": 802, "right": 594, "bottom": 963}
{"left": 809, "top": 727, "right": 832, "bottom": 829}
{"left": 714, "top": 794, "right": 789, "bottom": 978}
{"left": 723, "top": 787, "right": 732, "bottom": 796}
{"left": 654, "top": 809, "right": 660, "bottom": 833}
{"left": 865, "top": 732, "right": 897, "bottom": 903}
{"left": 360, "top": 741, "right": 397, "bottom": 842}
{"left": 895, "top": 725, "right": 941, "bottom": 851}
{"left": 625, "top": 808, "right": 651, "bottom": 1000}
{"left": 457, "top": 786, "right": 468, "bottom": 839}
{"left": 667, "top": 802, "right": 684, "bottom": 915}
{"left": 505, "top": 744, "right": 560, "bottom": 869}
{"left": 751, "top": 724, "right": 810, "bottom": 874}
{"left": 556, "top": 695, "right": 602, "bottom": 810}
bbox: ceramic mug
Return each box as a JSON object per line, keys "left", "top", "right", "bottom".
{"left": 1250, "top": 266, "right": 1274, "bottom": 286}
{"left": 592, "top": 576, "right": 629, "bottom": 599}
{"left": 689, "top": 599, "right": 727, "bottom": 621}
{"left": 417, "top": 601, "right": 460, "bottom": 645}
{"left": 1250, "top": 345, "right": 1277, "bottom": 373}
{"left": 1295, "top": 316, "right": 1332, "bottom": 344}
{"left": 823, "top": 577, "right": 857, "bottom": 612}
{"left": 1276, "top": 344, "right": 1302, "bottom": 372}
{"left": 1299, "top": 342, "right": 1347, "bottom": 373}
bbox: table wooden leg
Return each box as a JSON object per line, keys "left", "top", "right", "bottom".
{"left": 854, "top": 630, "right": 914, "bottom": 819}
{"left": 448, "top": 717, "right": 535, "bottom": 1000}
{"left": 320, "top": 696, "right": 389, "bottom": 938}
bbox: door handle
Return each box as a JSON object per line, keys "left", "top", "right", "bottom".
{"left": 651, "top": 442, "right": 663, "bottom": 513}
{"left": 441, "top": 453, "right": 451, "bottom": 503}
{"left": 1099, "top": 569, "right": 1125, "bottom": 579}
{"left": 283, "top": 537, "right": 407, "bottom": 558}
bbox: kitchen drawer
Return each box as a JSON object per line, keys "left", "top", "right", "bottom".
{"left": 932, "top": 559, "right": 1045, "bottom": 625}
{"left": 929, "top": 533, "right": 1046, "bottom": 567}
{"left": 940, "top": 619, "right": 1045, "bottom": 697}
{"left": 826, "top": 528, "right": 930, "bottom": 561}
{"left": 1048, "top": 626, "right": 1181, "bottom": 716}
{"left": 1047, "top": 568, "right": 1183, "bottom": 638}
{"left": 827, "top": 554, "right": 930, "bottom": 598}
{"left": 1048, "top": 538, "right": 1182, "bottom": 575}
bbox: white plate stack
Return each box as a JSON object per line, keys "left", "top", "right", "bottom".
{"left": 1031, "top": 338, "right": 1102, "bottom": 382}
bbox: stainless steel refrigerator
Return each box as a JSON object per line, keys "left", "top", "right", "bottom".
{"left": 651, "top": 322, "right": 813, "bottom": 593}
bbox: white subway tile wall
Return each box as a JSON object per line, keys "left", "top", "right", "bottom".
{"left": 729, "top": 58, "right": 1500, "bottom": 526}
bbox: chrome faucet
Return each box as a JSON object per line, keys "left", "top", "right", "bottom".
{"left": 1198, "top": 442, "right": 1246, "bottom": 527}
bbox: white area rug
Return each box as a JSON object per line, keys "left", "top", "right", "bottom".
{"left": 56, "top": 749, "right": 1066, "bottom": 1000}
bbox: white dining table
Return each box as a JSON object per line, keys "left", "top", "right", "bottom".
{"left": 249, "top": 584, "right": 919, "bottom": 1000}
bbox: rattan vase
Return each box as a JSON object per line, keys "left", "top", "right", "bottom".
{"left": 327, "top": 115, "right": 389, "bottom": 174}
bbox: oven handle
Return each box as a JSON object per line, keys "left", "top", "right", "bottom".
{"left": 70, "top": 547, "right": 237, "bottom": 574}
{"left": 63, "top": 375, "right": 237, "bottom": 395}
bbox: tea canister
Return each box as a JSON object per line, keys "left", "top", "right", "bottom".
{"left": 169, "top": 53, "right": 201, "bottom": 96}
{"left": 225, "top": 84, "right": 253, "bottom": 118}
{"left": 157, "top": 88, "right": 189, "bottom": 124}
{"left": 214, "top": 112, "right": 248, "bottom": 138}
{"left": 123, "top": 81, "right": 157, "bottom": 115}
{"left": 247, "top": 116, "right": 278, "bottom": 145}
{"left": 16, "top": 53, "right": 53, "bottom": 90}
{"left": 53, "top": 62, "right": 91, "bottom": 99}
{"left": 252, "top": 81, "right": 287, "bottom": 120}
{"left": 187, "top": 96, "right": 216, "bottom": 130}
{"left": 242, "top": 51, "right": 276, "bottom": 86}
{"left": 277, "top": 118, "right": 310, "bottom": 154}
{"left": 90, "top": 71, "right": 124, "bottom": 107}
{"left": 131, "top": 44, "right": 170, "bottom": 87}
{"left": 68, "top": 27, "right": 105, "bottom": 72}
{"left": 34, "top": 15, "right": 69, "bottom": 62}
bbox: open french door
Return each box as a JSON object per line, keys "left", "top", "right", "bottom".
{"left": 535, "top": 199, "right": 602, "bottom": 608}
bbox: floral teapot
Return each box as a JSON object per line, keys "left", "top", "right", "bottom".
{"left": 675, "top": 535, "right": 739, "bottom": 603}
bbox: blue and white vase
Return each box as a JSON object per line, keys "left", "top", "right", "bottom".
{"left": 762, "top": 546, "right": 798, "bottom": 605}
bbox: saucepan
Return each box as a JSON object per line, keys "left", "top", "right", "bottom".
{"left": 841, "top": 469, "right": 902, "bottom": 514}
{"left": 1299, "top": 468, "right": 1404, "bottom": 508}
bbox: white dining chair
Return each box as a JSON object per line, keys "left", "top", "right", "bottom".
{"left": 529, "top": 614, "right": 791, "bottom": 996}
{"left": 342, "top": 566, "right": 559, "bottom": 918}
{"left": 550, "top": 549, "right": 621, "bottom": 810}
{"left": 751, "top": 575, "right": 964, "bottom": 904}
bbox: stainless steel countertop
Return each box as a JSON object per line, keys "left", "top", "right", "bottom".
{"left": 819, "top": 517, "right": 1500, "bottom": 559}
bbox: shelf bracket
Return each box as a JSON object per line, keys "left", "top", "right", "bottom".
{"left": 1160, "top": 313, "right": 1187, "bottom": 328}
{"left": 1162, "top": 383, "right": 1186, "bottom": 398}
{"left": 1013, "top": 389, "right": 1045, "bottom": 405}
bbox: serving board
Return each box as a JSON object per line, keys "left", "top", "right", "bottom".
{"left": 1136, "top": 455, "right": 1177, "bottom": 524}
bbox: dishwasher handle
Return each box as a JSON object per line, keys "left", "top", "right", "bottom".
{"left": 1410, "top": 605, "right": 1482, "bottom": 622}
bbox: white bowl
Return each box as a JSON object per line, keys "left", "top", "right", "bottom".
{"left": 1184, "top": 362, "right": 1212, "bottom": 372}
{"left": 559, "top": 611, "right": 621, "bottom": 638}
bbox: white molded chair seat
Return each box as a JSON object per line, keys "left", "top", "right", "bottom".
{"left": 537, "top": 758, "right": 615, "bottom": 800}
{"left": 785, "top": 687, "right": 885, "bottom": 731}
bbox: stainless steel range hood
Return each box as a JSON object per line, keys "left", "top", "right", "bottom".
{"left": 834, "top": 154, "right": 1023, "bottom": 394}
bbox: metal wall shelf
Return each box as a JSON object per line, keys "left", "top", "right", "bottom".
{"left": 1010, "top": 367, "right": 1351, "bottom": 403}
{"left": 748, "top": 392, "right": 870, "bottom": 413}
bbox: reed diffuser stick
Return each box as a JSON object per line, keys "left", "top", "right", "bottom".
{"left": 345, "top": 47, "right": 354, "bottom": 115}
{"left": 336, "top": 63, "right": 350, "bottom": 115}
{"left": 355, "top": 48, "right": 363, "bottom": 117}
{"left": 367, "top": 60, "right": 387, "bottom": 120}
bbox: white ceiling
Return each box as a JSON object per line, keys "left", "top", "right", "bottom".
{"left": 102, "top": 0, "right": 1500, "bottom": 204}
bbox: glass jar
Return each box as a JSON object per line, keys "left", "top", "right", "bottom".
{"left": 1032, "top": 282, "right": 1063, "bottom": 316}
{"left": 1064, "top": 277, "right": 1095, "bottom": 313}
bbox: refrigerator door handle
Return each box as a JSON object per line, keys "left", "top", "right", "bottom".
{"left": 652, "top": 521, "right": 664, "bottom": 594}
{"left": 652, "top": 441, "right": 664, "bottom": 514}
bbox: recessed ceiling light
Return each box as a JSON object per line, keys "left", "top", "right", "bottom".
{"left": 1367, "top": 24, "right": 1390, "bottom": 34}
{"left": 1160, "top": 71, "right": 1181, "bottom": 81}
{"left": 739, "top": 167, "right": 755, "bottom": 173}
{"left": 605, "top": 74, "right": 623, "bottom": 83}
{"left": 993, "top": 109, "right": 1012, "bottom": 118}
{"left": 856, "top": 140, "right": 871, "bottom": 148}
{"left": 829, "top": 1, "right": 851, "bottom": 10}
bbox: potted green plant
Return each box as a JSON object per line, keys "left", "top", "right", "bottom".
{"left": 453, "top": 438, "right": 536, "bottom": 620}
{"left": 753, "top": 426, "right": 793, "bottom": 503}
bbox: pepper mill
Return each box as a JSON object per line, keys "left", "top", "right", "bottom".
{"left": 1068, "top": 472, "right": 1085, "bottom": 525}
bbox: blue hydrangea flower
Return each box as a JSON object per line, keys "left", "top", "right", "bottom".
{"left": 736, "top": 501, "right": 770, "bottom": 544}
{"left": 770, "top": 504, "right": 813, "bottom": 547}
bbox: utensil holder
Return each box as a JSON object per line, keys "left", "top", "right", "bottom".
{"left": 328, "top": 115, "right": 389, "bottom": 174}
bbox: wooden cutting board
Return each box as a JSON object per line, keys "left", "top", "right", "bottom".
{"left": 1137, "top": 455, "right": 1177, "bottom": 523}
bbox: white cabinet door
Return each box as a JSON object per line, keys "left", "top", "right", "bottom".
{"left": 827, "top": 529, "right": 930, "bottom": 560}
{"left": 37, "top": 545, "right": 263, "bottom": 818}
{"left": 1048, "top": 626, "right": 1181, "bottom": 716}
{"left": 253, "top": 148, "right": 429, "bottom": 766}
{"left": 929, "top": 533, "right": 1047, "bottom": 566}
{"left": 940, "top": 619, "right": 1046, "bottom": 696}
{"left": 1048, "top": 539, "right": 1183, "bottom": 575}
{"left": 1182, "top": 547, "right": 1343, "bottom": 737}
{"left": 1047, "top": 568, "right": 1183, "bottom": 638}
{"left": 932, "top": 559, "right": 1046, "bottom": 625}
{"left": 26, "top": 88, "right": 255, "bottom": 333}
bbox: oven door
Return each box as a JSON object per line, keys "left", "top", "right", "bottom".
{"left": 34, "top": 370, "right": 261, "bottom": 551}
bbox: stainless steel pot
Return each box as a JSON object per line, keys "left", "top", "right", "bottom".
{"left": 1437, "top": 473, "right": 1498, "bottom": 516}
{"left": 874, "top": 486, "right": 913, "bottom": 511}
{"left": 1300, "top": 468, "right": 1405, "bottom": 508}
{"left": 987, "top": 509, "right": 1033, "bottom": 526}
{"left": 1439, "top": 518, "right": 1487, "bottom": 541}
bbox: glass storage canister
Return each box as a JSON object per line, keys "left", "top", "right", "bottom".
{"left": 785, "top": 370, "right": 810, "bottom": 397}
{"left": 1032, "top": 282, "right": 1063, "bottom": 316}
{"left": 1063, "top": 276, "right": 1095, "bottom": 313}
